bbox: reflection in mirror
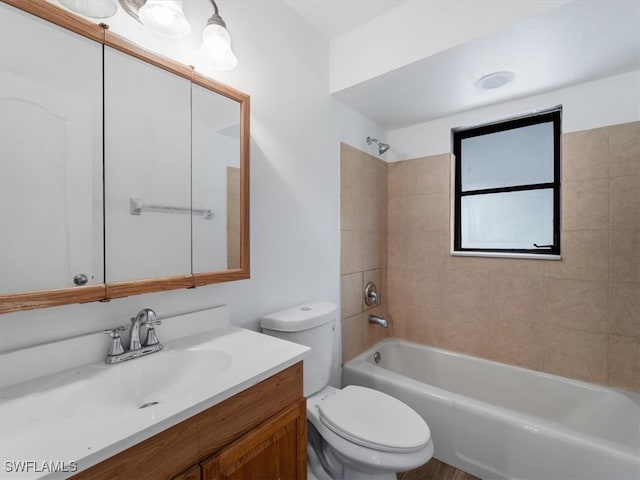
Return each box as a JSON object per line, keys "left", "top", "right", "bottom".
{"left": 226, "top": 166, "right": 241, "bottom": 269}
{"left": 0, "top": 3, "right": 103, "bottom": 295}
{"left": 191, "top": 83, "right": 241, "bottom": 273}
{"left": 104, "top": 47, "right": 192, "bottom": 282}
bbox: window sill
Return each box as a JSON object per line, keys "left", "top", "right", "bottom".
{"left": 450, "top": 251, "right": 561, "bottom": 261}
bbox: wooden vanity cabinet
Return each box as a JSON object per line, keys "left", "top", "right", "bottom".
{"left": 71, "top": 363, "right": 306, "bottom": 480}
{"left": 201, "top": 400, "right": 305, "bottom": 480}
{"left": 173, "top": 465, "right": 202, "bottom": 480}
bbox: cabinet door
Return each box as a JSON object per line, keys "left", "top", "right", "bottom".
{"left": 0, "top": 2, "right": 103, "bottom": 295}
{"left": 104, "top": 46, "right": 191, "bottom": 283}
{"left": 191, "top": 83, "right": 241, "bottom": 273}
{"left": 202, "top": 400, "right": 306, "bottom": 480}
{"left": 70, "top": 419, "right": 199, "bottom": 480}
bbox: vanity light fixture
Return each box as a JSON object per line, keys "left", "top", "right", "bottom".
{"left": 199, "top": 0, "right": 238, "bottom": 71}
{"left": 116, "top": 0, "right": 191, "bottom": 38}
{"left": 59, "top": 0, "right": 118, "bottom": 18}
{"left": 137, "top": 0, "right": 191, "bottom": 38}
{"left": 60, "top": 0, "right": 237, "bottom": 71}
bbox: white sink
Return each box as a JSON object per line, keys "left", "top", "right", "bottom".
{"left": 0, "top": 306, "right": 309, "bottom": 480}
{"left": 25, "top": 349, "right": 232, "bottom": 423}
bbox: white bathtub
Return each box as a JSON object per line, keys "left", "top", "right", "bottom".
{"left": 342, "top": 338, "right": 640, "bottom": 480}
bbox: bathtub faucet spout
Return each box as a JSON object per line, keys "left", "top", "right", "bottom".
{"left": 368, "top": 314, "right": 388, "bottom": 328}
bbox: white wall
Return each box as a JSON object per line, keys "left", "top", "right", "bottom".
{"left": 2, "top": 0, "right": 385, "bottom": 384}
{"left": 388, "top": 70, "right": 640, "bottom": 160}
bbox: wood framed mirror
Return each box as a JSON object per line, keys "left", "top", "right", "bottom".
{"left": 0, "top": 0, "right": 249, "bottom": 314}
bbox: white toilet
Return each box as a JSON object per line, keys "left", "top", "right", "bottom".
{"left": 261, "top": 301, "right": 434, "bottom": 480}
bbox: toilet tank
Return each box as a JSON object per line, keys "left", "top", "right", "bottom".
{"left": 261, "top": 301, "right": 337, "bottom": 397}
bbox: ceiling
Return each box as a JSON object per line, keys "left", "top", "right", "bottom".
{"left": 286, "top": 1, "right": 640, "bottom": 130}
{"left": 283, "top": 0, "right": 405, "bottom": 39}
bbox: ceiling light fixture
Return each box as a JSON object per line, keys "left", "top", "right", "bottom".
{"left": 475, "top": 71, "right": 515, "bottom": 90}
{"left": 199, "top": 0, "right": 238, "bottom": 71}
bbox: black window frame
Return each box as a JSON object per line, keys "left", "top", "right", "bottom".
{"left": 452, "top": 108, "right": 561, "bottom": 256}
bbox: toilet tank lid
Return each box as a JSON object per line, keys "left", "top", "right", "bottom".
{"left": 261, "top": 301, "right": 337, "bottom": 332}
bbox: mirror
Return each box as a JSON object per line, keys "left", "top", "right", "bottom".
{"left": 0, "top": 1, "right": 250, "bottom": 313}
{"left": 0, "top": 3, "right": 104, "bottom": 298}
{"left": 192, "top": 82, "right": 242, "bottom": 273}
{"left": 104, "top": 46, "right": 192, "bottom": 283}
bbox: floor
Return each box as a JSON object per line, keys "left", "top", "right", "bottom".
{"left": 399, "top": 458, "right": 480, "bottom": 480}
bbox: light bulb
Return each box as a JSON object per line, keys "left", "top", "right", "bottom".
{"left": 138, "top": 0, "right": 191, "bottom": 38}
{"left": 59, "top": 0, "right": 117, "bottom": 18}
{"left": 200, "top": 22, "right": 238, "bottom": 71}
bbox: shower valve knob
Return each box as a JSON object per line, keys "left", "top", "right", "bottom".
{"left": 364, "top": 281, "right": 378, "bottom": 306}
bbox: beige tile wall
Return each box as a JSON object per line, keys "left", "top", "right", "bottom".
{"left": 387, "top": 121, "right": 640, "bottom": 392}
{"left": 340, "top": 143, "right": 390, "bottom": 363}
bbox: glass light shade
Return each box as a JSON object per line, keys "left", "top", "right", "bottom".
{"left": 138, "top": 0, "right": 191, "bottom": 38}
{"left": 59, "top": 0, "right": 117, "bottom": 18}
{"left": 200, "top": 23, "right": 238, "bottom": 71}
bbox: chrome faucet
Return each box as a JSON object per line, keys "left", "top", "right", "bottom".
{"left": 368, "top": 314, "right": 388, "bottom": 328}
{"left": 130, "top": 308, "right": 158, "bottom": 350}
{"left": 104, "top": 308, "right": 162, "bottom": 364}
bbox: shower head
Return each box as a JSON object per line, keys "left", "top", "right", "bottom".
{"left": 366, "top": 136, "right": 390, "bottom": 155}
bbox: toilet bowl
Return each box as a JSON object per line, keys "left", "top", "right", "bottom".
{"left": 261, "top": 301, "right": 434, "bottom": 480}
{"left": 307, "top": 385, "right": 434, "bottom": 480}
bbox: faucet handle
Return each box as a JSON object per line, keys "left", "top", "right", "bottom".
{"left": 142, "top": 318, "right": 161, "bottom": 347}
{"left": 103, "top": 325, "right": 128, "bottom": 337}
{"left": 364, "top": 281, "right": 379, "bottom": 306}
{"left": 104, "top": 326, "right": 127, "bottom": 357}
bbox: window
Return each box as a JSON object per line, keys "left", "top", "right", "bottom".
{"left": 452, "top": 108, "right": 561, "bottom": 257}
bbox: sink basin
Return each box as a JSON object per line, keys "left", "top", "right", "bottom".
{"left": 1, "top": 306, "right": 310, "bottom": 480}
{"left": 25, "top": 349, "right": 232, "bottom": 423}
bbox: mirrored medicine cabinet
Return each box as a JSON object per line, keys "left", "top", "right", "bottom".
{"left": 0, "top": 0, "right": 250, "bottom": 314}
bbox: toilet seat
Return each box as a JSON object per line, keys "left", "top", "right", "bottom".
{"left": 317, "top": 385, "right": 431, "bottom": 453}
{"left": 306, "top": 385, "right": 435, "bottom": 478}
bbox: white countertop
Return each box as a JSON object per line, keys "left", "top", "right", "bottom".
{"left": 0, "top": 307, "right": 309, "bottom": 479}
